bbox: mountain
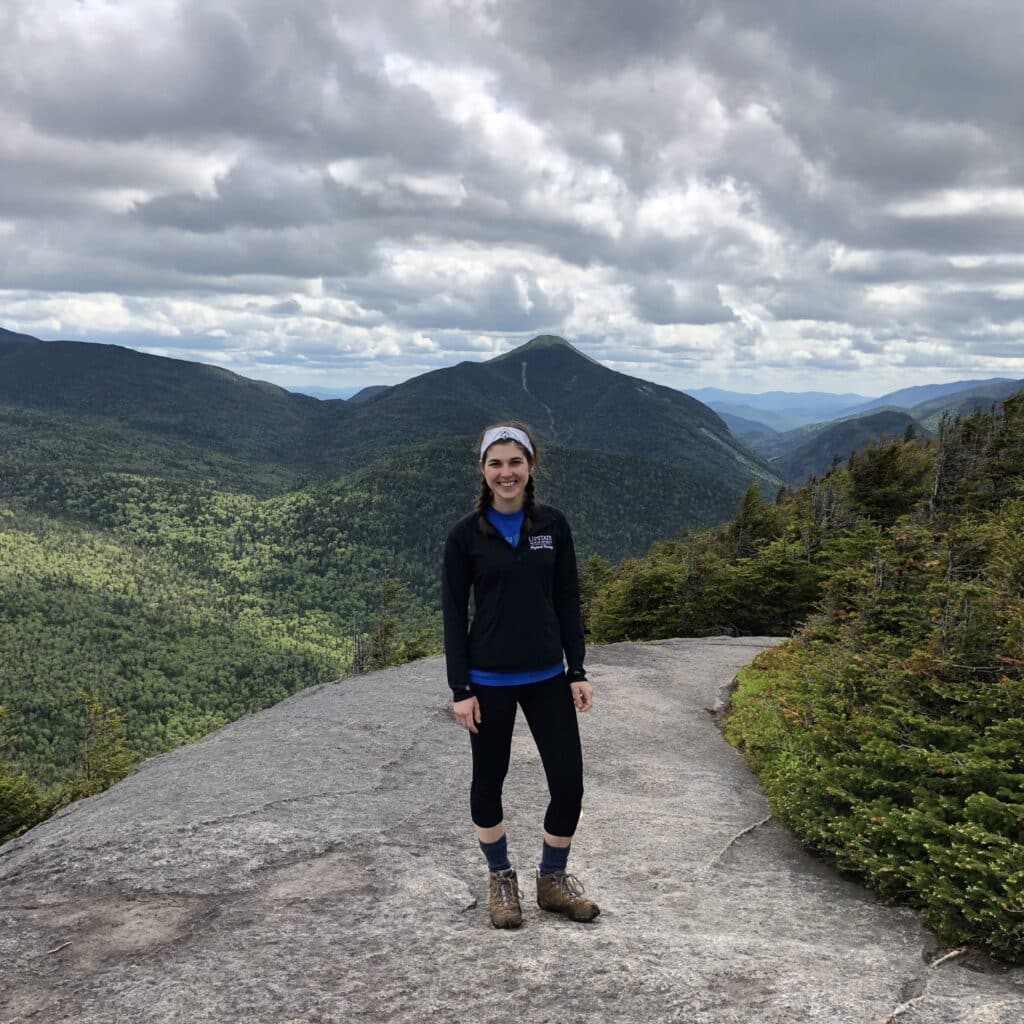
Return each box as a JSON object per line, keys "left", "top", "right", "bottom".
{"left": 686, "top": 387, "right": 869, "bottom": 413}
{"left": 0, "top": 335, "right": 332, "bottom": 488}
{"left": 906, "top": 379, "right": 1024, "bottom": 430}
{"left": 0, "top": 327, "right": 43, "bottom": 344}
{"left": 285, "top": 384, "right": 392, "bottom": 401}
{"left": 765, "top": 409, "right": 926, "bottom": 485}
{"left": 0, "top": 330, "right": 778, "bottom": 493}
{"left": 686, "top": 387, "right": 870, "bottom": 431}
{"left": 288, "top": 385, "right": 358, "bottom": 400}
{"left": 0, "top": 329, "right": 785, "bottom": 787}
{"left": 346, "top": 385, "right": 391, "bottom": 404}
{"left": 741, "top": 380, "right": 1024, "bottom": 487}
{"left": 850, "top": 378, "right": 1014, "bottom": 415}
{"left": 688, "top": 381, "right": 1018, "bottom": 436}
{"left": 714, "top": 410, "right": 780, "bottom": 444}
{"left": 321, "top": 335, "right": 782, "bottom": 490}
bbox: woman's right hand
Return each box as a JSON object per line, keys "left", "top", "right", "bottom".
{"left": 453, "top": 696, "right": 481, "bottom": 734}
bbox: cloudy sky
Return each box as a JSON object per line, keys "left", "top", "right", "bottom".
{"left": 3, "top": 0, "right": 1024, "bottom": 396}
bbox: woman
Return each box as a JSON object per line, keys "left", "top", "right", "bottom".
{"left": 441, "top": 422, "right": 599, "bottom": 929}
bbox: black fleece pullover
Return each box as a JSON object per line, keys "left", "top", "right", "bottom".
{"left": 441, "top": 503, "right": 586, "bottom": 701}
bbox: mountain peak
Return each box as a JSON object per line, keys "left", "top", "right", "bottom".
{"left": 0, "top": 326, "right": 43, "bottom": 344}
{"left": 489, "top": 334, "right": 601, "bottom": 365}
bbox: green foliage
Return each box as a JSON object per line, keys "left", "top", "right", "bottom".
{"left": 0, "top": 706, "right": 50, "bottom": 843}
{"left": 0, "top": 688, "right": 141, "bottom": 841}
{"left": 846, "top": 436, "right": 933, "bottom": 525}
{"left": 0, "top": 509, "right": 363, "bottom": 785}
{"left": 591, "top": 482, "right": 826, "bottom": 641}
{"left": 708, "top": 397, "right": 1024, "bottom": 963}
{"left": 62, "top": 691, "right": 138, "bottom": 801}
{"left": 578, "top": 554, "right": 615, "bottom": 633}
{"left": 727, "top": 641, "right": 1024, "bottom": 963}
{"left": 764, "top": 409, "right": 928, "bottom": 486}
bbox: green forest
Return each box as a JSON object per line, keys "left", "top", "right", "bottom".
{"left": 586, "top": 402, "right": 1024, "bottom": 963}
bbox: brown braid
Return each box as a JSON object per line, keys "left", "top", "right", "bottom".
{"left": 476, "top": 421, "right": 540, "bottom": 536}
{"left": 476, "top": 476, "right": 496, "bottom": 536}
{"left": 522, "top": 476, "right": 536, "bottom": 533}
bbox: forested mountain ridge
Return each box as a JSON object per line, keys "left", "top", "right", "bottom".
{"left": 0, "top": 327, "right": 43, "bottom": 344}
{"left": 0, "top": 336, "right": 333, "bottom": 483}
{"left": 697, "top": 379, "right": 1022, "bottom": 466}
{"left": 314, "top": 334, "right": 783, "bottom": 487}
{"left": 905, "top": 378, "right": 1024, "bottom": 430}
{"left": 754, "top": 409, "right": 928, "bottom": 483}
{"left": 739, "top": 383, "right": 1023, "bottom": 485}
{"left": 850, "top": 377, "right": 1014, "bottom": 415}
{"left": 0, "top": 330, "right": 779, "bottom": 490}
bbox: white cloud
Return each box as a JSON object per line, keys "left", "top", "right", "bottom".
{"left": 890, "top": 189, "right": 1024, "bottom": 219}
{"left": 2, "top": 0, "right": 1024, "bottom": 395}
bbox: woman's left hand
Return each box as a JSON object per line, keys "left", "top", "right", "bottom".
{"left": 570, "top": 681, "right": 594, "bottom": 713}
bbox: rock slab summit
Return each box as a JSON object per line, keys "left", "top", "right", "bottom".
{"left": 1, "top": 638, "right": 1022, "bottom": 1023}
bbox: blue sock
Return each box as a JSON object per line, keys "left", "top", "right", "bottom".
{"left": 539, "top": 840, "right": 570, "bottom": 876}
{"left": 479, "top": 834, "right": 512, "bottom": 873}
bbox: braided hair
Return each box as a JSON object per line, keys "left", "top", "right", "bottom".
{"left": 476, "top": 421, "right": 539, "bottom": 535}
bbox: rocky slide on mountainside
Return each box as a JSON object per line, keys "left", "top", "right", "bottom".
{"left": 1, "top": 638, "right": 1022, "bottom": 1023}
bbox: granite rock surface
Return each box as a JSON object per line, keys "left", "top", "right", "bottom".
{"left": 1, "top": 638, "right": 1022, "bottom": 1023}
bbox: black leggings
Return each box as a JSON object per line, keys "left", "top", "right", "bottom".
{"left": 469, "top": 672, "right": 584, "bottom": 837}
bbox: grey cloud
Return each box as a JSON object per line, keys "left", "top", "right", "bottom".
{"left": 99, "top": 329, "right": 401, "bottom": 376}
{"left": 842, "top": 335, "right": 887, "bottom": 356}
{"left": 0, "top": 214, "right": 377, "bottom": 295}
{"left": 861, "top": 212, "right": 1024, "bottom": 255}
{"left": 8, "top": 1, "right": 465, "bottom": 167}
{"left": 496, "top": 0, "right": 708, "bottom": 75}
{"left": 389, "top": 271, "right": 571, "bottom": 332}
{"left": 3, "top": 0, "right": 1024, "bottom": 389}
{"left": 631, "top": 280, "right": 736, "bottom": 325}
{"left": 728, "top": 3, "right": 1024, "bottom": 135}
{"left": 134, "top": 160, "right": 335, "bottom": 232}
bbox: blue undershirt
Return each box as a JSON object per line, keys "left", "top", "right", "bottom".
{"left": 470, "top": 506, "right": 563, "bottom": 687}
{"left": 485, "top": 506, "right": 524, "bottom": 547}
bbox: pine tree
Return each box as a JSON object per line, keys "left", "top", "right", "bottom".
{"left": 66, "top": 692, "right": 137, "bottom": 800}
{"left": 0, "top": 706, "right": 49, "bottom": 844}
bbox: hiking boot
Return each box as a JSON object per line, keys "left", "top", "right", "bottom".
{"left": 536, "top": 869, "right": 600, "bottom": 922}
{"left": 488, "top": 868, "right": 523, "bottom": 929}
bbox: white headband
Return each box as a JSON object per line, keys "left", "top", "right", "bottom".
{"left": 480, "top": 426, "right": 534, "bottom": 460}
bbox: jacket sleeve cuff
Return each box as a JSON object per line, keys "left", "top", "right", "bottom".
{"left": 566, "top": 667, "right": 587, "bottom": 683}
{"left": 451, "top": 685, "right": 474, "bottom": 702}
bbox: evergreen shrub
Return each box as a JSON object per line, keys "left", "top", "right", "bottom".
{"left": 592, "top": 397, "right": 1024, "bottom": 961}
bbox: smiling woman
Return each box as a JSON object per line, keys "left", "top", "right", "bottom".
{"left": 480, "top": 433, "right": 531, "bottom": 512}
{"left": 441, "top": 421, "right": 600, "bottom": 929}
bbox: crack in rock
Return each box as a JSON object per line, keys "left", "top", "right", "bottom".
{"left": 879, "top": 948, "right": 971, "bottom": 1023}
{"left": 704, "top": 814, "right": 773, "bottom": 869}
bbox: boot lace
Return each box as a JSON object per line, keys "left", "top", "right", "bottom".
{"left": 558, "top": 872, "right": 586, "bottom": 900}
{"left": 493, "top": 872, "right": 519, "bottom": 907}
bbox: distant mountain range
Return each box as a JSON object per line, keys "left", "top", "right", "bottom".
{"left": 690, "top": 379, "right": 1015, "bottom": 434}
{"left": 5, "top": 325, "right": 1020, "bottom": 495}
{"left": 686, "top": 387, "right": 870, "bottom": 432}
{"left": 0, "top": 329, "right": 784, "bottom": 557}
{"left": 765, "top": 410, "right": 924, "bottom": 484}
{"left": 754, "top": 382, "right": 1022, "bottom": 483}
{"left": 289, "top": 385, "right": 372, "bottom": 401}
